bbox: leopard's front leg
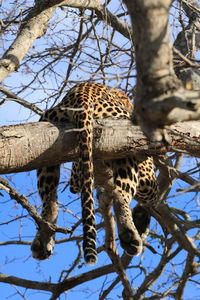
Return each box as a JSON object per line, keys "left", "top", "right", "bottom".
{"left": 31, "top": 165, "right": 60, "bottom": 260}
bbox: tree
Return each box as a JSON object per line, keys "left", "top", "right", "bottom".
{"left": 0, "top": 0, "right": 200, "bottom": 299}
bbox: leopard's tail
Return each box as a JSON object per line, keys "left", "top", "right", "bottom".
{"left": 78, "top": 104, "right": 97, "bottom": 265}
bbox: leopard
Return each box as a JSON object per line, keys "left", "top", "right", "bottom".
{"left": 31, "top": 82, "right": 159, "bottom": 265}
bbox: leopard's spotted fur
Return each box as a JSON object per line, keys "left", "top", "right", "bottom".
{"left": 31, "top": 82, "right": 159, "bottom": 265}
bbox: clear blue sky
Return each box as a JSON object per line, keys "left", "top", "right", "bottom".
{"left": 0, "top": 162, "right": 199, "bottom": 299}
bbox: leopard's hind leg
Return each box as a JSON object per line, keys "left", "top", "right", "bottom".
{"left": 31, "top": 165, "right": 60, "bottom": 260}
{"left": 112, "top": 158, "right": 143, "bottom": 256}
{"left": 132, "top": 156, "right": 159, "bottom": 244}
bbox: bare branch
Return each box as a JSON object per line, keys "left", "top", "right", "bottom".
{"left": 0, "top": 273, "right": 56, "bottom": 292}
{"left": 0, "top": 178, "right": 71, "bottom": 235}
{"left": 0, "top": 85, "right": 43, "bottom": 115}
{"left": 134, "top": 240, "right": 181, "bottom": 300}
{"left": 0, "top": 261, "right": 114, "bottom": 296}
{"left": 176, "top": 253, "right": 196, "bottom": 298}
{"left": 150, "top": 203, "right": 200, "bottom": 259}
{"left": 94, "top": 5, "right": 132, "bottom": 39}
{"left": 0, "top": 3, "right": 56, "bottom": 81}
{"left": 0, "top": 0, "right": 103, "bottom": 82}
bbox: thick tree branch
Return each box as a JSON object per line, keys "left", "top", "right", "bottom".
{"left": 123, "top": 0, "right": 200, "bottom": 141}
{"left": 0, "top": 119, "right": 200, "bottom": 174}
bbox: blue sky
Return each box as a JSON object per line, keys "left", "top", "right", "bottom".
{"left": 0, "top": 1, "right": 200, "bottom": 299}
{"left": 0, "top": 169, "right": 199, "bottom": 300}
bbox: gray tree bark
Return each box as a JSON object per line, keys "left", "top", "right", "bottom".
{"left": 123, "top": 0, "right": 200, "bottom": 141}
{"left": 0, "top": 119, "right": 200, "bottom": 174}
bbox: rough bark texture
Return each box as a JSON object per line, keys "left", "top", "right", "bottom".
{"left": 123, "top": 0, "right": 200, "bottom": 141}
{"left": 0, "top": 119, "right": 200, "bottom": 174}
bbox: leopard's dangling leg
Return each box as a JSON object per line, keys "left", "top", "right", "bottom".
{"left": 132, "top": 156, "right": 159, "bottom": 245}
{"left": 112, "top": 158, "right": 143, "bottom": 256}
{"left": 31, "top": 165, "right": 60, "bottom": 260}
